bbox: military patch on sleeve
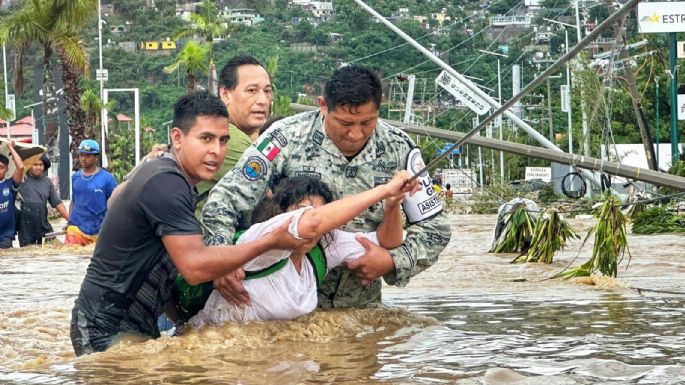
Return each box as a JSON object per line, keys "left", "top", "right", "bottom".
{"left": 256, "top": 137, "right": 281, "bottom": 162}
{"left": 242, "top": 156, "right": 268, "bottom": 181}
{"left": 312, "top": 130, "right": 324, "bottom": 145}
{"left": 270, "top": 129, "right": 288, "bottom": 147}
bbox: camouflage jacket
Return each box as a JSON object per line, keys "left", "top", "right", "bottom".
{"left": 202, "top": 110, "right": 451, "bottom": 308}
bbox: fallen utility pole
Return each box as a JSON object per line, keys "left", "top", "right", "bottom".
{"left": 291, "top": 103, "right": 685, "bottom": 191}
{"left": 353, "top": 0, "right": 641, "bottom": 185}
{"left": 607, "top": 0, "right": 658, "bottom": 170}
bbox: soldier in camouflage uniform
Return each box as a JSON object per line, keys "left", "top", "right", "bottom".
{"left": 202, "top": 64, "right": 451, "bottom": 308}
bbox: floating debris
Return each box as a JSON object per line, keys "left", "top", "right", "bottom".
{"left": 513, "top": 209, "right": 578, "bottom": 264}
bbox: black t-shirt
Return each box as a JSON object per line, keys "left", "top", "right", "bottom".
{"left": 75, "top": 156, "right": 202, "bottom": 335}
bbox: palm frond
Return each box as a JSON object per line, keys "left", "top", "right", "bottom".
{"left": 55, "top": 32, "right": 90, "bottom": 74}
{"left": 558, "top": 193, "right": 631, "bottom": 279}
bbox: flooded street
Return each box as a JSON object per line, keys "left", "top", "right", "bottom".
{"left": 1, "top": 214, "right": 684, "bottom": 384}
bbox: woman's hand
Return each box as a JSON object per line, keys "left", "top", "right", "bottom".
{"left": 384, "top": 170, "right": 420, "bottom": 199}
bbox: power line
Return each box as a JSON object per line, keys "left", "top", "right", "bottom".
{"left": 348, "top": 0, "right": 517, "bottom": 65}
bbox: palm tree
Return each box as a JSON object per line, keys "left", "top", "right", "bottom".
{"left": 80, "top": 88, "right": 116, "bottom": 140}
{"left": 264, "top": 55, "right": 293, "bottom": 116}
{"left": 174, "top": 0, "right": 234, "bottom": 95}
{"left": 164, "top": 41, "right": 209, "bottom": 94}
{"left": 0, "top": 104, "right": 11, "bottom": 121}
{"left": 0, "top": 0, "right": 95, "bottom": 168}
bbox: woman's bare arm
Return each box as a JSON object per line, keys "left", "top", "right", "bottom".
{"left": 297, "top": 171, "right": 418, "bottom": 239}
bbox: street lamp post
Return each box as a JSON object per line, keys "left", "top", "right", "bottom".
{"left": 669, "top": 34, "right": 680, "bottom": 166}
{"left": 98, "top": 0, "right": 107, "bottom": 166}
{"left": 3, "top": 42, "right": 10, "bottom": 138}
{"left": 573, "top": 0, "right": 591, "bottom": 157}
{"left": 544, "top": 18, "right": 576, "bottom": 167}
{"left": 162, "top": 120, "right": 173, "bottom": 144}
{"left": 479, "top": 49, "right": 508, "bottom": 180}
{"left": 655, "top": 76, "right": 660, "bottom": 168}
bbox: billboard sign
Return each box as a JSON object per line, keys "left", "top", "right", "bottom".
{"left": 637, "top": 2, "right": 685, "bottom": 33}
{"left": 436, "top": 70, "right": 491, "bottom": 115}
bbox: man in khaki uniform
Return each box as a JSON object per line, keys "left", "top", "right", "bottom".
{"left": 195, "top": 55, "right": 273, "bottom": 213}
{"left": 203, "top": 64, "right": 451, "bottom": 308}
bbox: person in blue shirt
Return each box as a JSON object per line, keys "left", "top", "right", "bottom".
{"left": 65, "top": 139, "right": 117, "bottom": 245}
{"left": 0, "top": 140, "right": 24, "bottom": 248}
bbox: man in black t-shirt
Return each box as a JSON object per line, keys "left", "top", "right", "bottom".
{"left": 70, "top": 92, "right": 308, "bottom": 356}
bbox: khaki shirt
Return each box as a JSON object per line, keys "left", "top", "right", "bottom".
{"left": 202, "top": 110, "right": 451, "bottom": 308}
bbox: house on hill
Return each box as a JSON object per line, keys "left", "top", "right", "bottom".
{"left": 289, "top": 0, "right": 336, "bottom": 24}
{"left": 220, "top": 8, "right": 264, "bottom": 26}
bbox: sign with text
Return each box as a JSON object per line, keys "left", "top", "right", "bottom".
{"left": 96, "top": 69, "right": 108, "bottom": 81}
{"left": 436, "top": 70, "right": 491, "bottom": 115}
{"left": 525, "top": 166, "right": 551, "bottom": 182}
{"left": 6, "top": 94, "right": 15, "bottom": 121}
{"left": 678, "top": 41, "right": 685, "bottom": 59}
{"left": 560, "top": 85, "right": 570, "bottom": 112}
{"left": 678, "top": 94, "right": 685, "bottom": 121}
{"left": 637, "top": 2, "right": 685, "bottom": 33}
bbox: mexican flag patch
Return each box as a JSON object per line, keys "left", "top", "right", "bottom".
{"left": 257, "top": 137, "right": 280, "bottom": 161}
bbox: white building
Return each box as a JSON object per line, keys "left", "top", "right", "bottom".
{"left": 175, "top": 2, "right": 201, "bottom": 21}
{"left": 221, "top": 8, "right": 263, "bottom": 26}
{"left": 290, "top": 0, "right": 336, "bottom": 23}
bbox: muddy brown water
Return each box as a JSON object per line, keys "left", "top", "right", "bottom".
{"left": 1, "top": 215, "right": 683, "bottom": 384}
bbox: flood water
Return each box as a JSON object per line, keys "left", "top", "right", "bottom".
{"left": 1, "top": 214, "right": 684, "bottom": 384}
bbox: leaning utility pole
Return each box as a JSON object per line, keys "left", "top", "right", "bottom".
{"left": 607, "top": 0, "right": 658, "bottom": 170}
{"left": 575, "top": 0, "right": 591, "bottom": 157}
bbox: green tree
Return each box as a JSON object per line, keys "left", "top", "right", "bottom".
{"left": 0, "top": 0, "right": 96, "bottom": 168}
{"left": 80, "top": 88, "right": 116, "bottom": 140}
{"left": 0, "top": 103, "right": 10, "bottom": 121}
{"left": 174, "top": 0, "right": 234, "bottom": 94}
{"left": 164, "top": 41, "right": 209, "bottom": 94}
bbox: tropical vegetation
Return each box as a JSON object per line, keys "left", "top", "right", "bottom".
{"left": 0, "top": 0, "right": 682, "bottom": 180}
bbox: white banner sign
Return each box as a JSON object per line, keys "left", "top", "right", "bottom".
{"left": 678, "top": 94, "right": 685, "bottom": 121}
{"left": 525, "top": 166, "right": 551, "bottom": 182}
{"left": 678, "top": 41, "right": 685, "bottom": 59}
{"left": 560, "top": 85, "right": 570, "bottom": 113}
{"left": 436, "top": 70, "right": 491, "bottom": 115}
{"left": 96, "top": 69, "right": 108, "bottom": 81}
{"left": 637, "top": 2, "right": 685, "bottom": 33}
{"left": 6, "top": 94, "right": 15, "bottom": 121}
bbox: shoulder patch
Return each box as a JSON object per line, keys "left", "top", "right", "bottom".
{"left": 256, "top": 137, "right": 281, "bottom": 162}
{"left": 242, "top": 156, "right": 268, "bottom": 181}
{"left": 270, "top": 129, "right": 288, "bottom": 147}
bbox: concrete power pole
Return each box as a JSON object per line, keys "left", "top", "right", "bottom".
{"left": 575, "top": 0, "right": 591, "bottom": 157}
{"left": 607, "top": 0, "right": 658, "bottom": 170}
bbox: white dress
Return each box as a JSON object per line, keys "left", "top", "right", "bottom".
{"left": 189, "top": 207, "right": 379, "bottom": 327}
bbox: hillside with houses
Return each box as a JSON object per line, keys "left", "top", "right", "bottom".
{"left": 0, "top": 0, "right": 677, "bottom": 182}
